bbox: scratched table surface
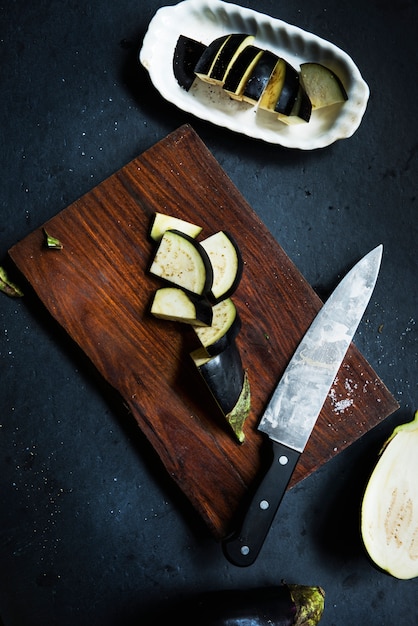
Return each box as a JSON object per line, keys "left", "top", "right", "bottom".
{"left": 1, "top": 1, "right": 417, "bottom": 625}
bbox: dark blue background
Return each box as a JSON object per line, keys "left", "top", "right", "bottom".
{"left": 1, "top": 1, "right": 417, "bottom": 624}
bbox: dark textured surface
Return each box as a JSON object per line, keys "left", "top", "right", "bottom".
{"left": 0, "top": 1, "right": 417, "bottom": 625}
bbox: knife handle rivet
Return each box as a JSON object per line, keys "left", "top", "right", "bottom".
{"left": 240, "top": 545, "right": 250, "bottom": 556}
{"left": 278, "top": 455, "right": 289, "bottom": 465}
{"left": 259, "top": 500, "right": 269, "bottom": 510}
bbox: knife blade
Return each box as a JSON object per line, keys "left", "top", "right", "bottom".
{"left": 222, "top": 244, "right": 383, "bottom": 566}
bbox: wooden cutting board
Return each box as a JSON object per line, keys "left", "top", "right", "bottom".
{"left": 9, "top": 125, "right": 399, "bottom": 540}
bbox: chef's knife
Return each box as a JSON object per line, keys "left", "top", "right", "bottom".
{"left": 223, "top": 244, "right": 383, "bottom": 567}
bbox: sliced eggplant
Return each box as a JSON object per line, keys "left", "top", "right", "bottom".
{"left": 194, "top": 34, "right": 231, "bottom": 82}
{"left": 151, "top": 287, "right": 212, "bottom": 326}
{"left": 222, "top": 45, "right": 264, "bottom": 100}
{"left": 277, "top": 85, "right": 312, "bottom": 125}
{"left": 258, "top": 57, "right": 299, "bottom": 115}
{"left": 149, "top": 212, "right": 202, "bottom": 242}
{"left": 200, "top": 230, "right": 243, "bottom": 302}
{"left": 149, "top": 229, "right": 213, "bottom": 296}
{"left": 172, "top": 33, "right": 349, "bottom": 131}
{"left": 300, "top": 62, "right": 348, "bottom": 109}
{"left": 205, "top": 33, "right": 255, "bottom": 86}
{"left": 173, "top": 35, "right": 207, "bottom": 91}
{"left": 191, "top": 340, "right": 250, "bottom": 443}
{"left": 241, "top": 49, "right": 279, "bottom": 105}
{"left": 193, "top": 297, "right": 241, "bottom": 356}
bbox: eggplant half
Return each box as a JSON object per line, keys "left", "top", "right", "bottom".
{"left": 361, "top": 410, "right": 418, "bottom": 580}
{"left": 149, "top": 229, "right": 213, "bottom": 296}
{"left": 142, "top": 583, "right": 325, "bottom": 626}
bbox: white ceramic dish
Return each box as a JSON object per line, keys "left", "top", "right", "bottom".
{"left": 139, "top": 0, "right": 370, "bottom": 149}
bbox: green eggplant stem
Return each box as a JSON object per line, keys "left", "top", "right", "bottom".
{"left": 289, "top": 584, "right": 326, "bottom": 625}
{"left": 0, "top": 266, "right": 24, "bottom": 298}
{"left": 226, "top": 370, "right": 251, "bottom": 443}
{"left": 43, "top": 228, "right": 63, "bottom": 249}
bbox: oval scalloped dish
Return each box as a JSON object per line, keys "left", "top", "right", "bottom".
{"left": 139, "top": 0, "right": 369, "bottom": 149}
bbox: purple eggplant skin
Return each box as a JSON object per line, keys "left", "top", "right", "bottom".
{"left": 197, "top": 340, "right": 244, "bottom": 416}
{"left": 173, "top": 35, "right": 207, "bottom": 91}
{"left": 141, "top": 584, "right": 325, "bottom": 626}
{"left": 274, "top": 61, "right": 300, "bottom": 115}
{"left": 223, "top": 44, "right": 264, "bottom": 96}
{"left": 242, "top": 49, "right": 279, "bottom": 103}
{"left": 194, "top": 35, "right": 230, "bottom": 78}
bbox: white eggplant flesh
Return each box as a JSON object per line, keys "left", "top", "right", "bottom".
{"left": 150, "top": 212, "right": 202, "bottom": 241}
{"left": 149, "top": 229, "right": 213, "bottom": 296}
{"left": 200, "top": 230, "right": 243, "bottom": 302}
{"left": 151, "top": 287, "right": 212, "bottom": 326}
{"left": 300, "top": 62, "right": 348, "bottom": 110}
{"left": 361, "top": 410, "right": 418, "bottom": 580}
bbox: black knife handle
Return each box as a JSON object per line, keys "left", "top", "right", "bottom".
{"left": 222, "top": 440, "right": 300, "bottom": 567}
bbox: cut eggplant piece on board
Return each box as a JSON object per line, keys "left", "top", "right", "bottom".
{"left": 149, "top": 229, "right": 213, "bottom": 296}
{"left": 191, "top": 341, "right": 250, "bottom": 443}
{"left": 191, "top": 341, "right": 244, "bottom": 411}
{"left": 277, "top": 85, "right": 312, "bottom": 125}
{"left": 193, "top": 297, "right": 241, "bottom": 356}
{"left": 194, "top": 34, "right": 231, "bottom": 82}
{"left": 200, "top": 230, "right": 243, "bottom": 302}
{"left": 173, "top": 35, "right": 207, "bottom": 91}
{"left": 258, "top": 57, "right": 299, "bottom": 115}
{"left": 149, "top": 212, "right": 202, "bottom": 241}
{"left": 206, "top": 33, "right": 255, "bottom": 86}
{"left": 151, "top": 287, "right": 213, "bottom": 326}
{"left": 300, "top": 62, "right": 348, "bottom": 109}
{"left": 241, "top": 49, "right": 279, "bottom": 104}
{"left": 222, "top": 45, "right": 264, "bottom": 100}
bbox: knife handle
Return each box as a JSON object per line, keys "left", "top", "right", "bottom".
{"left": 222, "top": 440, "right": 300, "bottom": 567}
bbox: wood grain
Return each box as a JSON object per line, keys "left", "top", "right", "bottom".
{"left": 9, "top": 125, "right": 399, "bottom": 540}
